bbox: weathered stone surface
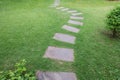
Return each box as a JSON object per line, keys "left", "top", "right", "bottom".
{"left": 70, "top": 16, "right": 84, "bottom": 20}
{"left": 61, "top": 8, "right": 69, "bottom": 11}
{"left": 53, "top": 33, "right": 76, "bottom": 44}
{"left": 44, "top": 46, "right": 74, "bottom": 62}
{"left": 62, "top": 25, "right": 80, "bottom": 33}
{"left": 72, "top": 13, "right": 83, "bottom": 16}
{"left": 68, "top": 20, "right": 83, "bottom": 26}
{"left": 68, "top": 10, "right": 77, "bottom": 13}
{"left": 54, "top": 0, "right": 60, "bottom": 6}
{"left": 36, "top": 71, "right": 77, "bottom": 80}
{"left": 56, "top": 7, "right": 64, "bottom": 9}
{"left": 49, "top": 5, "right": 56, "bottom": 8}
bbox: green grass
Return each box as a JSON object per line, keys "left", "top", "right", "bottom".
{"left": 0, "top": 0, "right": 120, "bottom": 80}
{"left": 0, "top": 0, "right": 71, "bottom": 71}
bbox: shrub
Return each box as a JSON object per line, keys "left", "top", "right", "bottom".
{"left": 108, "top": 0, "right": 120, "bottom": 1}
{"left": 0, "top": 59, "right": 36, "bottom": 80}
{"left": 106, "top": 6, "right": 120, "bottom": 37}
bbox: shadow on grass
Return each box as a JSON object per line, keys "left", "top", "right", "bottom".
{"left": 101, "top": 29, "right": 120, "bottom": 39}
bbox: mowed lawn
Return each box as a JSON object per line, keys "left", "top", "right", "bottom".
{"left": 0, "top": 0, "right": 71, "bottom": 70}
{"left": 0, "top": 0, "right": 120, "bottom": 80}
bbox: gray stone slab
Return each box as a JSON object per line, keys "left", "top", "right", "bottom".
{"left": 62, "top": 25, "right": 80, "bottom": 33}
{"left": 44, "top": 46, "right": 74, "bottom": 62}
{"left": 54, "top": 0, "right": 60, "bottom": 6}
{"left": 53, "top": 33, "right": 76, "bottom": 44}
{"left": 49, "top": 5, "right": 56, "bottom": 8}
{"left": 56, "top": 7, "right": 64, "bottom": 9}
{"left": 70, "top": 16, "right": 84, "bottom": 20}
{"left": 68, "top": 20, "right": 83, "bottom": 26}
{"left": 36, "top": 71, "right": 77, "bottom": 80}
{"left": 72, "top": 13, "right": 83, "bottom": 16}
{"left": 61, "top": 8, "right": 69, "bottom": 11}
{"left": 68, "top": 10, "right": 77, "bottom": 13}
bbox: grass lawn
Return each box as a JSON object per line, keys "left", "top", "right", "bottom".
{"left": 0, "top": 0, "right": 120, "bottom": 79}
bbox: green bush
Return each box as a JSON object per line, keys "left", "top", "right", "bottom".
{"left": 106, "top": 6, "right": 120, "bottom": 37}
{"left": 108, "top": 0, "right": 120, "bottom": 1}
{"left": 0, "top": 59, "right": 36, "bottom": 80}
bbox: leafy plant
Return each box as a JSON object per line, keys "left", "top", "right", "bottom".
{"left": 106, "top": 6, "right": 120, "bottom": 37}
{"left": 108, "top": 0, "right": 119, "bottom": 1}
{"left": 0, "top": 59, "right": 36, "bottom": 80}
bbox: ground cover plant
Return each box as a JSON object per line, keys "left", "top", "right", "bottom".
{"left": 0, "top": 60, "right": 36, "bottom": 80}
{"left": 0, "top": 0, "right": 120, "bottom": 80}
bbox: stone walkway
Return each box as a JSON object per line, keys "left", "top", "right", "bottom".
{"left": 49, "top": 0, "right": 60, "bottom": 7}
{"left": 37, "top": 1, "right": 84, "bottom": 80}
{"left": 72, "top": 13, "right": 82, "bottom": 16}
{"left": 68, "top": 20, "right": 83, "bottom": 26}
{"left": 36, "top": 71, "right": 77, "bottom": 80}
{"left": 68, "top": 10, "right": 77, "bottom": 13}
{"left": 62, "top": 25, "right": 80, "bottom": 33}
{"left": 56, "top": 7, "right": 64, "bottom": 9}
{"left": 70, "top": 16, "right": 84, "bottom": 20}
{"left": 61, "top": 8, "right": 69, "bottom": 11}
{"left": 44, "top": 46, "right": 74, "bottom": 62}
{"left": 53, "top": 33, "right": 76, "bottom": 44}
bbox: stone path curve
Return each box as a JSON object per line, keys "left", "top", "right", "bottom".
{"left": 44, "top": 7, "right": 83, "bottom": 62}
{"left": 37, "top": 1, "right": 84, "bottom": 80}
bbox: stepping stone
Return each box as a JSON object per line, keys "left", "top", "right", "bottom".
{"left": 68, "top": 10, "right": 77, "bottom": 13}
{"left": 61, "top": 8, "right": 69, "bottom": 11}
{"left": 49, "top": 5, "right": 56, "bottom": 8}
{"left": 72, "top": 13, "right": 83, "bottom": 16}
{"left": 53, "top": 33, "right": 76, "bottom": 44}
{"left": 43, "top": 46, "right": 74, "bottom": 62}
{"left": 68, "top": 20, "right": 83, "bottom": 26}
{"left": 56, "top": 7, "right": 64, "bottom": 9}
{"left": 62, "top": 25, "right": 80, "bottom": 33}
{"left": 54, "top": 0, "right": 60, "bottom": 6}
{"left": 70, "top": 16, "right": 84, "bottom": 20}
{"left": 36, "top": 71, "right": 77, "bottom": 80}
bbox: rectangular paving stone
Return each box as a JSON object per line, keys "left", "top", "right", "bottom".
{"left": 49, "top": 5, "right": 56, "bottom": 8}
{"left": 68, "top": 20, "right": 83, "bottom": 26}
{"left": 36, "top": 71, "right": 77, "bottom": 80}
{"left": 72, "top": 13, "right": 83, "bottom": 16}
{"left": 56, "top": 7, "right": 64, "bottom": 9}
{"left": 53, "top": 33, "right": 76, "bottom": 44}
{"left": 70, "top": 16, "right": 84, "bottom": 20}
{"left": 62, "top": 25, "right": 80, "bottom": 33}
{"left": 68, "top": 10, "right": 77, "bottom": 13}
{"left": 43, "top": 46, "right": 74, "bottom": 62}
{"left": 61, "top": 8, "right": 69, "bottom": 11}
